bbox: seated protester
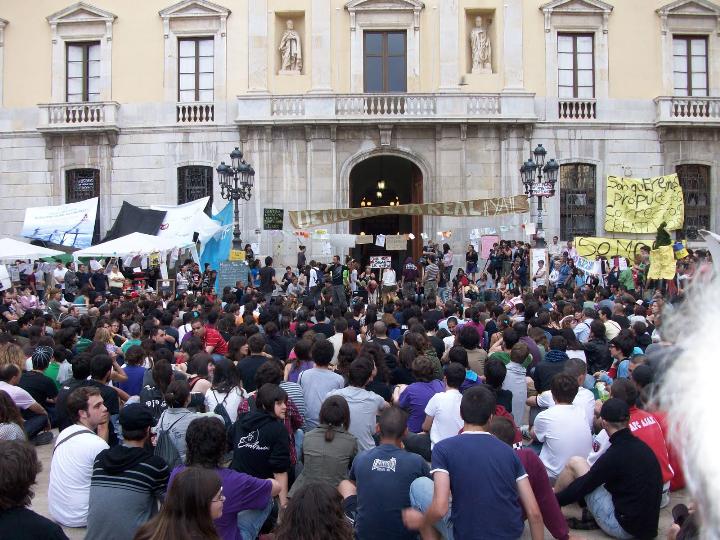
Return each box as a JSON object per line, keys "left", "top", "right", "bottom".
{"left": 205, "top": 358, "right": 247, "bottom": 424}
{"left": 328, "top": 357, "right": 388, "bottom": 452}
{"left": 290, "top": 395, "right": 358, "bottom": 497}
{"left": 0, "top": 440, "right": 69, "bottom": 540}
{"left": 117, "top": 345, "right": 146, "bottom": 397}
{"left": 85, "top": 354, "right": 122, "bottom": 446}
{"left": 190, "top": 317, "right": 228, "bottom": 360}
{"left": 531, "top": 374, "right": 592, "bottom": 482}
{"left": 488, "top": 417, "right": 570, "bottom": 540}
{"left": 587, "top": 379, "right": 674, "bottom": 507}
{"left": 172, "top": 417, "right": 280, "bottom": 540}
{"left": 403, "top": 385, "right": 544, "bottom": 540}
{"left": 528, "top": 358, "right": 595, "bottom": 429}
{"left": 54, "top": 354, "right": 92, "bottom": 431}
{"left": 86, "top": 404, "right": 169, "bottom": 540}
{"left": 502, "top": 342, "right": 530, "bottom": 426}
{"left": 457, "top": 325, "right": 488, "bottom": 377}
{"left": 185, "top": 353, "right": 214, "bottom": 396}
{"left": 0, "top": 390, "right": 25, "bottom": 441}
{"left": 283, "top": 338, "right": 314, "bottom": 383}
{"left": 299, "top": 340, "right": 344, "bottom": 430}
{"left": 237, "top": 334, "right": 268, "bottom": 393}
{"left": 139, "top": 360, "right": 173, "bottom": 422}
{"left": 484, "top": 358, "right": 513, "bottom": 413}
{"left": 49, "top": 387, "right": 110, "bottom": 528}
{"left": 422, "top": 362, "right": 465, "bottom": 449}
{"left": 18, "top": 346, "right": 58, "bottom": 424}
{"left": 532, "top": 335, "right": 570, "bottom": 393}
{"left": 446, "top": 346, "right": 481, "bottom": 393}
{"left": 340, "top": 406, "right": 431, "bottom": 540}
{"left": 488, "top": 328, "right": 532, "bottom": 370}
{"left": 231, "top": 384, "right": 292, "bottom": 510}
{"left": 583, "top": 320, "right": 613, "bottom": 375}
{"left": 360, "top": 342, "right": 394, "bottom": 402}
{"left": 0, "top": 364, "right": 52, "bottom": 445}
{"left": 390, "top": 345, "right": 417, "bottom": 387}
{"left": 395, "top": 356, "right": 444, "bottom": 433}
{"left": 598, "top": 331, "right": 635, "bottom": 383}
{"left": 555, "top": 399, "right": 663, "bottom": 538}
{"left": 276, "top": 483, "right": 354, "bottom": 540}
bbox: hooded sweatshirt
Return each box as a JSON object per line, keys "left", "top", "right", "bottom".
{"left": 86, "top": 445, "right": 169, "bottom": 540}
{"left": 231, "top": 410, "right": 291, "bottom": 480}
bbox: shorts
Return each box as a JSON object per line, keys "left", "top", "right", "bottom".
{"left": 466, "top": 263, "right": 478, "bottom": 274}
{"left": 585, "top": 486, "right": 633, "bottom": 539}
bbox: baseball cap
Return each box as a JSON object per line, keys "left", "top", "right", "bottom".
{"left": 31, "top": 345, "right": 54, "bottom": 368}
{"left": 600, "top": 398, "right": 630, "bottom": 423}
{"left": 119, "top": 404, "right": 156, "bottom": 431}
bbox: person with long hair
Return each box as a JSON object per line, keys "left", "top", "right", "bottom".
{"left": 0, "top": 343, "right": 25, "bottom": 372}
{"left": 275, "top": 482, "right": 354, "bottom": 540}
{"left": 204, "top": 358, "right": 247, "bottom": 424}
{"left": 289, "top": 395, "right": 357, "bottom": 497}
{"left": 133, "top": 467, "right": 223, "bottom": 540}
{"left": 284, "top": 338, "right": 314, "bottom": 383}
{"left": 0, "top": 390, "right": 25, "bottom": 440}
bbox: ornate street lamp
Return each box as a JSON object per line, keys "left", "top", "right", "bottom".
{"left": 520, "top": 144, "right": 559, "bottom": 245}
{"left": 216, "top": 147, "right": 255, "bottom": 250}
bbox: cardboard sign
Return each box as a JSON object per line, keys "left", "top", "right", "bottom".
{"left": 575, "top": 237, "right": 652, "bottom": 260}
{"left": 229, "top": 249, "right": 246, "bottom": 261}
{"left": 385, "top": 235, "right": 408, "bottom": 251}
{"left": 263, "top": 208, "right": 284, "bottom": 230}
{"left": 648, "top": 245, "right": 677, "bottom": 280}
{"left": 370, "top": 256, "right": 392, "bottom": 269}
{"left": 604, "top": 174, "right": 684, "bottom": 233}
{"left": 355, "top": 234, "right": 374, "bottom": 245}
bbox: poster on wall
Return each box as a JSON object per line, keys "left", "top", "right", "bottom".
{"left": 530, "top": 249, "right": 548, "bottom": 287}
{"left": 385, "top": 235, "right": 408, "bottom": 251}
{"left": 21, "top": 198, "right": 98, "bottom": 249}
{"left": 480, "top": 235, "right": 499, "bottom": 260}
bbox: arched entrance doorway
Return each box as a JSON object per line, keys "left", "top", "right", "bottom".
{"left": 349, "top": 155, "right": 423, "bottom": 268}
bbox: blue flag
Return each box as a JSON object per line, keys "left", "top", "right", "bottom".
{"left": 200, "top": 202, "right": 234, "bottom": 288}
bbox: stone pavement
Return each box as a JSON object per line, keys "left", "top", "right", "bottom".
{"left": 30, "top": 429, "right": 686, "bottom": 540}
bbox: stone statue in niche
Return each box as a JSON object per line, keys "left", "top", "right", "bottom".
{"left": 470, "top": 16, "right": 492, "bottom": 74}
{"left": 279, "top": 19, "right": 302, "bottom": 74}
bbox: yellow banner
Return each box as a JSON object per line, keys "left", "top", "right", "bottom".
{"left": 289, "top": 195, "right": 530, "bottom": 229}
{"left": 648, "top": 245, "right": 677, "bottom": 280}
{"left": 604, "top": 174, "right": 684, "bottom": 233}
{"left": 575, "top": 237, "right": 652, "bottom": 260}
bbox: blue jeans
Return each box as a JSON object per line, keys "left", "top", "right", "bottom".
{"left": 409, "top": 477, "right": 453, "bottom": 540}
{"left": 23, "top": 413, "right": 48, "bottom": 440}
{"left": 237, "top": 498, "right": 274, "bottom": 540}
{"left": 585, "top": 486, "right": 633, "bottom": 539}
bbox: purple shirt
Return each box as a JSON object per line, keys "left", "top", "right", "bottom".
{"left": 398, "top": 380, "right": 444, "bottom": 433}
{"left": 170, "top": 466, "right": 272, "bottom": 540}
{"left": 287, "top": 361, "right": 314, "bottom": 383}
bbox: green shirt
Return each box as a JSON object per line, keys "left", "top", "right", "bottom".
{"left": 121, "top": 339, "right": 142, "bottom": 355}
{"left": 619, "top": 268, "right": 635, "bottom": 291}
{"left": 43, "top": 362, "right": 61, "bottom": 390}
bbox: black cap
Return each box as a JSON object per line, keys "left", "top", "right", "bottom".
{"left": 600, "top": 398, "right": 630, "bottom": 423}
{"left": 119, "top": 404, "right": 156, "bottom": 431}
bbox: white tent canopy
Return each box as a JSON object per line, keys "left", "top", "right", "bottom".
{"left": 72, "top": 232, "right": 193, "bottom": 259}
{"left": 0, "top": 237, "right": 65, "bottom": 263}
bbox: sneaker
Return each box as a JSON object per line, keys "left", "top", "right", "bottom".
{"left": 567, "top": 516, "right": 599, "bottom": 530}
{"left": 520, "top": 425, "right": 532, "bottom": 439}
{"left": 32, "top": 431, "right": 54, "bottom": 446}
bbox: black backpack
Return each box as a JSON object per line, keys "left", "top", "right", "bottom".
{"left": 211, "top": 390, "right": 234, "bottom": 434}
{"left": 154, "top": 412, "right": 188, "bottom": 469}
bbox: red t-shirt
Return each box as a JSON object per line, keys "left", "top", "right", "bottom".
{"left": 628, "top": 406, "right": 674, "bottom": 484}
{"left": 203, "top": 327, "right": 228, "bottom": 356}
{"left": 652, "top": 410, "right": 685, "bottom": 491}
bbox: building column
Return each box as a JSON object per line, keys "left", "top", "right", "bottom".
{"left": 310, "top": 0, "right": 332, "bottom": 92}
{"left": 438, "top": 0, "right": 459, "bottom": 91}
{"left": 248, "top": 0, "right": 268, "bottom": 93}
{"left": 502, "top": 0, "right": 524, "bottom": 90}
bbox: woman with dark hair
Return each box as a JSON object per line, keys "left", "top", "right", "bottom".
{"left": 334, "top": 343, "right": 357, "bottom": 382}
{"left": 275, "top": 482, "right": 354, "bottom": 540}
{"left": 390, "top": 344, "right": 416, "bottom": 386}
{"left": 0, "top": 440, "right": 67, "bottom": 538}
{"left": 289, "top": 395, "right": 357, "bottom": 497}
{"left": 231, "top": 384, "right": 292, "bottom": 510}
{"left": 0, "top": 390, "right": 25, "bottom": 441}
{"left": 394, "top": 356, "right": 444, "bottom": 433}
{"left": 560, "top": 328, "right": 587, "bottom": 363}
{"left": 204, "top": 358, "right": 247, "bottom": 424}
{"left": 186, "top": 353, "right": 214, "bottom": 394}
{"left": 139, "top": 360, "right": 174, "bottom": 421}
{"left": 155, "top": 381, "right": 209, "bottom": 463}
{"left": 134, "top": 466, "right": 223, "bottom": 540}
{"left": 226, "top": 335, "right": 248, "bottom": 364}
{"left": 284, "top": 338, "right": 314, "bottom": 383}
{"left": 358, "top": 342, "right": 392, "bottom": 402}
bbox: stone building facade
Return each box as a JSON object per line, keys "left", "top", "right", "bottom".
{"left": 0, "top": 0, "right": 718, "bottom": 264}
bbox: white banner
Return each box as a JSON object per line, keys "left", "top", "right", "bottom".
{"left": 21, "top": 198, "right": 98, "bottom": 249}
{"left": 151, "top": 197, "right": 220, "bottom": 245}
{"left": 573, "top": 255, "right": 602, "bottom": 275}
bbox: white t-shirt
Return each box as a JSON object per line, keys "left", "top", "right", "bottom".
{"left": 533, "top": 404, "right": 592, "bottom": 479}
{"left": 382, "top": 269, "right": 397, "bottom": 286}
{"left": 49, "top": 424, "right": 109, "bottom": 527}
{"left": 53, "top": 267, "right": 68, "bottom": 289}
{"left": 328, "top": 332, "right": 344, "bottom": 365}
{"left": 424, "top": 389, "right": 463, "bottom": 448}
{"left": 205, "top": 386, "right": 247, "bottom": 423}
{"left": 536, "top": 386, "right": 596, "bottom": 428}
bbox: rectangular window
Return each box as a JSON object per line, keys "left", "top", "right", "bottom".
{"left": 560, "top": 163, "right": 596, "bottom": 241}
{"left": 364, "top": 31, "right": 407, "bottom": 93}
{"left": 66, "top": 169, "right": 100, "bottom": 245}
{"left": 66, "top": 42, "right": 101, "bottom": 103}
{"left": 557, "top": 34, "right": 594, "bottom": 99}
{"left": 676, "top": 164, "right": 711, "bottom": 238}
{"left": 673, "top": 36, "right": 708, "bottom": 97}
{"left": 178, "top": 38, "right": 214, "bottom": 102}
{"left": 178, "top": 166, "right": 213, "bottom": 205}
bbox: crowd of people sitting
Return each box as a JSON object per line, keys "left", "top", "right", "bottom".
{"left": 0, "top": 236, "right": 708, "bottom": 540}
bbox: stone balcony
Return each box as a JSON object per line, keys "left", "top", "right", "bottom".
{"left": 235, "top": 92, "right": 536, "bottom": 125}
{"left": 655, "top": 96, "right": 720, "bottom": 127}
{"left": 37, "top": 101, "right": 120, "bottom": 136}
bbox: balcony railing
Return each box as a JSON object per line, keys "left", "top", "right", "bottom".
{"left": 236, "top": 92, "right": 536, "bottom": 124}
{"left": 176, "top": 102, "right": 215, "bottom": 123}
{"left": 655, "top": 96, "right": 720, "bottom": 125}
{"left": 38, "top": 101, "right": 119, "bottom": 133}
{"left": 558, "top": 98, "right": 597, "bottom": 120}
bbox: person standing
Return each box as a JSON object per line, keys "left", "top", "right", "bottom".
{"left": 465, "top": 244, "right": 479, "bottom": 282}
{"left": 63, "top": 262, "right": 79, "bottom": 301}
{"left": 329, "top": 255, "right": 348, "bottom": 311}
{"left": 423, "top": 256, "right": 440, "bottom": 301}
{"left": 86, "top": 404, "right": 169, "bottom": 540}
{"left": 48, "top": 387, "right": 110, "bottom": 528}
{"left": 32, "top": 264, "right": 46, "bottom": 302}
{"left": 442, "top": 244, "right": 454, "bottom": 283}
{"left": 400, "top": 257, "right": 420, "bottom": 303}
{"left": 532, "top": 259, "right": 547, "bottom": 289}
{"left": 107, "top": 264, "right": 125, "bottom": 297}
{"left": 259, "top": 256, "right": 277, "bottom": 304}
{"left": 381, "top": 265, "right": 398, "bottom": 306}
{"left": 52, "top": 261, "right": 67, "bottom": 292}
{"left": 297, "top": 245, "right": 307, "bottom": 274}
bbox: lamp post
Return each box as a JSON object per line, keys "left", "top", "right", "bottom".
{"left": 520, "top": 143, "right": 559, "bottom": 246}
{"left": 216, "top": 147, "right": 255, "bottom": 251}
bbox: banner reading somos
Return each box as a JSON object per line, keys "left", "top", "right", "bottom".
{"left": 289, "top": 195, "right": 529, "bottom": 229}
{"left": 604, "top": 174, "right": 684, "bottom": 234}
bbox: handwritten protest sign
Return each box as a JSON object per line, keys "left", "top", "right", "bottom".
{"left": 370, "top": 256, "right": 392, "bottom": 269}
{"left": 385, "top": 235, "right": 408, "bottom": 251}
{"left": 604, "top": 174, "right": 684, "bottom": 233}
{"left": 648, "top": 245, "right": 677, "bottom": 280}
{"left": 572, "top": 255, "right": 602, "bottom": 275}
{"left": 575, "top": 237, "right": 652, "bottom": 261}
{"left": 355, "top": 234, "right": 373, "bottom": 245}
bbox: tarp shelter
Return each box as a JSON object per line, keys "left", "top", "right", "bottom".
{"left": 102, "top": 201, "right": 167, "bottom": 242}
{"left": 151, "top": 197, "right": 222, "bottom": 246}
{"left": 71, "top": 232, "right": 193, "bottom": 259}
{"left": 0, "top": 237, "right": 65, "bottom": 263}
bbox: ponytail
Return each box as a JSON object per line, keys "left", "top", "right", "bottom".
{"left": 324, "top": 425, "right": 336, "bottom": 442}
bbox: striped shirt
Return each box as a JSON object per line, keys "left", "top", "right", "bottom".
{"left": 425, "top": 263, "right": 440, "bottom": 282}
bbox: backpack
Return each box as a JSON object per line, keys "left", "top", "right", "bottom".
{"left": 154, "top": 412, "right": 188, "bottom": 469}
{"left": 212, "top": 390, "right": 234, "bottom": 437}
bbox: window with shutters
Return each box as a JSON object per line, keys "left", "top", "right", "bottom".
{"left": 560, "top": 163, "right": 596, "bottom": 241}
{"left": 676, "top": 164, "right": 711, "bottom": 238}
{"left": 178, "top": 166, "right": 213, "bottom": 205}
{"left": 364, "top": 31, "right": 407, "bottom": 93}
{"left": 66, "top": 169, "right": 100, "bottom": 245}
{"left": 557, "top": 34, "right": 594, "bottom": 99}
{"left": 178, "top": 37, "right": 214, "bottom": 102}
{"left": 673, "top": 36, "right": 708, "bottom": 97}
{"left": 66, "top": 42, "right": 101, "bottom": 102}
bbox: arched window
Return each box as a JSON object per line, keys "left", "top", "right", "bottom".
{"left": 559, "top": 163, "right": 596, "bottom": 241}
{"left": 65, "top": 168, "right": 100, "bottom": 245}
{"left": 676, "top": 164, "right": 711, "bottom": 238}
{"left": 177, "top": 165, "right": 213, "bottom": 205}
